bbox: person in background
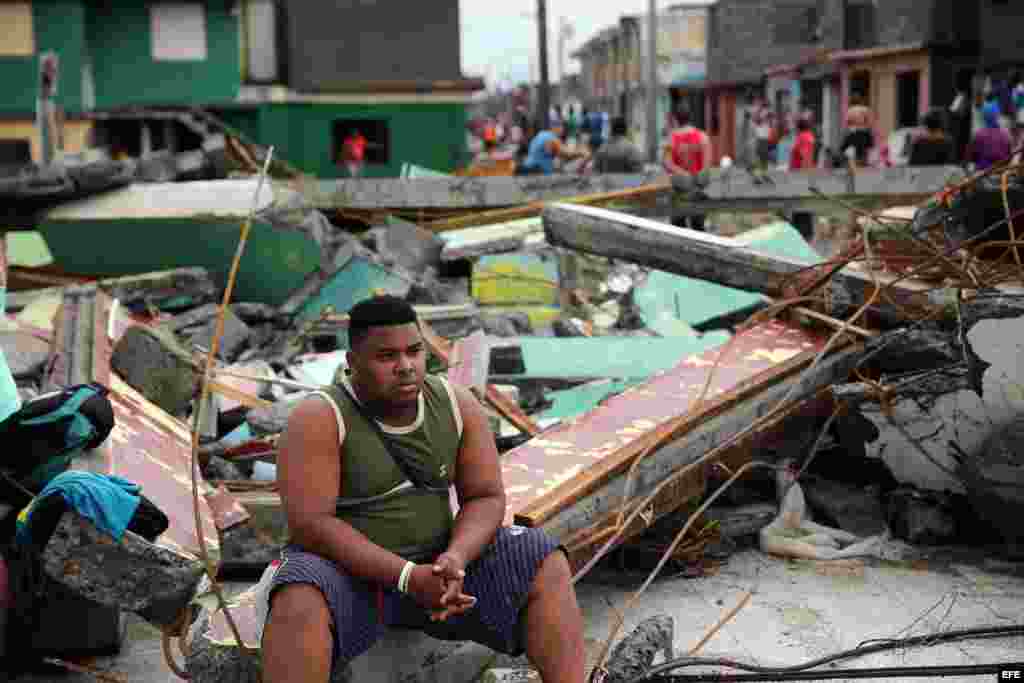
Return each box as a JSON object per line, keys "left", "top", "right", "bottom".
{"left": 562, "top": 105, "right": 577, "bottom": 143}
{"left": 587, "top": 109, "right": 606, "bottom": 151}
{"left": 593, "top": 117, "right": 645, "bottom": 173}
{"left": 341, "top": 129, "right": 368, "bottom": 178}
{"left": 841, "top": 95, "right": 875, "bottom": 166}
{"left": 908, "top": 109, "right": 955, "bottom": 166}
{"left": 517, "top": 122, "right": 588, "bottom": 175}
{"left": 969, "top": 101, "right": 1012, "bottom": 171}
{"left": 789, "top": 114, "right": 817, "bottom": 171}
{"left": 663, "top": 107, "right": 712, "bottom": 231}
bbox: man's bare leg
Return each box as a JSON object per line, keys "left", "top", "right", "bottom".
{"left": 262, "top": 583, "right": 333, "bottom": 683}
{"left": 523, "top": 550, "right": 586, "bottom": 683}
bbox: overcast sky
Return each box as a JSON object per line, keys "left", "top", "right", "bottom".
{"left": 460, "top": 0, "right": 714, "bottom": 87}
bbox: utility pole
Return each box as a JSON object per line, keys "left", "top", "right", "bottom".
{"left": 537, "top": 0, "right": 550, "bottom": 130}
{"left": 646, "top": 0, "right": 659, "bottom": 164}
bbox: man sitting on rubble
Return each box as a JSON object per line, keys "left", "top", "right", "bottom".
{"left": 261, "top": 295, "right": 586, "bottom": 683}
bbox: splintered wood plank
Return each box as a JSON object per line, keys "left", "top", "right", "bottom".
{"left": 500, "top": 321, "right": 860, "bottom": 541}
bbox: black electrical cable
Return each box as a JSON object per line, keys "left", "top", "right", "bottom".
{"left": 620, "top": 624, "right": 1024, "bottom": 683}
{"left": 642, "top": 662, "right": 1024, "bottom": 681}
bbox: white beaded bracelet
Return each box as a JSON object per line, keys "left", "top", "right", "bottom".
{"left": 397, "top": 561, "right": 415, "bottom": 594}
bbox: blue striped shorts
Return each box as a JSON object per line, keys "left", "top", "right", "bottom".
{"left": 265, "top": 526, "right": 562, "bottom": 668}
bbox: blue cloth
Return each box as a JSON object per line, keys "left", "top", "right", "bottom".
{"left": 983, "top": 101, "right": 1001, "bottom": 129}
{"left": 522, "top": 130, "right": 558, "bottom": 174}
{"left": 16, "top": 471, "right": 141, "bottom": 544}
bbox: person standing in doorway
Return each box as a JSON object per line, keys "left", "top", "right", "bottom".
{"left": 663, "top": 107, "right": 712, "bottom": 231}
{"left": 841, "top": 95, "right": 875, "bottom": 167}
{"left": 341, "top": 129, "right": 368, "bottom": 178}
{"left": 789, "top": 114, "right": 817, "bottom": 171}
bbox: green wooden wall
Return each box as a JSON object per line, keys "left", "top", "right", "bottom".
{"left": 0, "top": 0, "right": 87, "bottom": 115}
{"left": 252, "top": 102, "right": 470, "bottom": 177}
{"left": 86, "top": 0, "right": 240, "bottom": 108}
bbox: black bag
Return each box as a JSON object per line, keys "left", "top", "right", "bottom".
{"left": 0, "top": 383, "right": 115, "bottom": 492}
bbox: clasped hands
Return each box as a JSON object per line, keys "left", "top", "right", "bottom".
{"left": 407, "top": 550, "right": 477, "bottom": 622}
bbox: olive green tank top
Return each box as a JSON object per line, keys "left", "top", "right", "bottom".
{"left": 313, "top": 373, "right": 463, "bottom": 562}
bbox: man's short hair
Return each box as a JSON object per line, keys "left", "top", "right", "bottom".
{"left": 348, "top": 295, "right": 418, "bottom": 349}
{"left": 675, "top": 108, "right": 692, "bottom": 126}
{"left": 611, "top": 116, "right": 628, "bottom": 136}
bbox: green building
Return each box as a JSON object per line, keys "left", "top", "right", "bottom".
{"left": 0, "top": 0, "right": 482, "bottom": 177}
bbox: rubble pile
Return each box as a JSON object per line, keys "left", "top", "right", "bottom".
{"left": 2, "top": 165, "right": 1024, "bottom": 680}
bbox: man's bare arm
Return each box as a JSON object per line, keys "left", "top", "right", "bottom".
{"left": 277, "top": 397, "right": 407, "bottom": 586}
{"left": 447, "top": 385, "right": 507, "bottom": 565}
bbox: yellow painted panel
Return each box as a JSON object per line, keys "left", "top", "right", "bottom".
{"left": 0, "top": 2, "right": 35, "bottom": 56}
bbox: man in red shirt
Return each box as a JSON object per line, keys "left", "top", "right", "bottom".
{"left": 341, "top": 129, "right": 368, "bottom": 178}
{"left": 663, "top": 108, "right": 713, "bottom": 231}
{"left": 789, "top": 115, "right": 817, "bottom": 171}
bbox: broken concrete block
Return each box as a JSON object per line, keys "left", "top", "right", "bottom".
{"left": 366, "top": 218, "right": 444, "bottom": 277}
{"left": 103, "top": 268, "right": 218, "bottom": 314}
{"left": 886, "top": 488, "right": 957, "bottom": 545}
{"left": 246, "top": 394, "right": 309, "bottom": 436}
{"left": 0, "top": 331, "right": 50, "bottom": 380}
{"left": 480, "top": 312, "right": 533, "bottom": 338}
{"left": 110, "top": 325, "right": 199, "bottom": 416}
{"left": 803, "top": 476, "right": 888, "bottom": 537}
{"left": 43, "top": 511, "right": 205, "bottom": 628}
{"left": 230, "top": 303, "right": 280, "bottom": 325}
{"left": 704, "top": 502, "right": 779, "bottom": 539}
{"left": 166, "top": 303, "right": 252, "bottom": 361}
{"left": 960, "top": 415, "right": 1024, "bottom": 555}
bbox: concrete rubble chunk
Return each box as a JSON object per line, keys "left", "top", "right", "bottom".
{"left": 166, "top": 303, "right": 252, "bottom": 361}
{"left": 886, "top": 487, "right": 958, "bottom": 546}
{"left": 803, "top": 476, "right": 889, "bottom": 538}
{"left": 230, "top": 302, "right": 281, "bottom": 325}
{"left": 604, "top": 615, "right": 674, "bottom": 683}
{"left": 105, "top": 267, "right": 219, "bottom": 313}
{"left": 0, "top": 330, "right": 51, "bottom": 379}
{"left": 246, "top": 393, "right": 309, "bottom": 436}
{"left": 365, "top": 217, "right": 444, "bottom": 277}
{"left": 110, "top": 324, "right": 199, "bottom": 416}
{"left": 480, "top": 311, "right": 533, "bottom": 338}
{"left": 42, "top": 511, "right": 206, "bottom": 628}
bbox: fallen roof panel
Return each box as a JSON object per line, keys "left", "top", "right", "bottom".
{"left": 500, "top": 321, "right": 859, "bottom": 555}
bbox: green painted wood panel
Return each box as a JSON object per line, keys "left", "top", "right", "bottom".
{"left": 254, "top": 102, "right": 469, "bottom": 178}
{"left": 37, "top": 217, "right": 321, "bottom": 306}
{"left": 0, "top": 0, "right": 87, "bottom": 114}
{"left": 86, "top": 0, "right": 240, "bottom": 108}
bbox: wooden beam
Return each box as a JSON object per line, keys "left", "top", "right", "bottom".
{"left": 681, "top": 165, "right": 966, "bottom": 214}
{"left": 541, "top": 203, "right": 954, "bottom": 329}
{"left": 289, "top": 173, "right": 668, "bottom": 212}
